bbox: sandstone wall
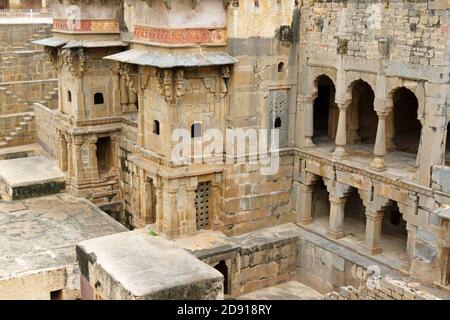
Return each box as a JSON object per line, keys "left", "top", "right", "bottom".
{"left": 34, "top": 102, "right": 58, "bottom": 157}
{"left": 324, "top": 276, "right": 441, "bottom": 300}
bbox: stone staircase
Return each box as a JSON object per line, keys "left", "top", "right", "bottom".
{"left": 0, "top": 87, "right": 32, "bottom": 114}
{"left": 0, "top": 113, "right": 35, "bottom": 148}
{"left": 38, "top": 87, "right": 59, "bottom": 109}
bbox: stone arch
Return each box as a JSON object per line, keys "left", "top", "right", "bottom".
{"left": 386, "top": 86, "right": 422, "bottom": 156}
{"left": 343, "top": 72, "right": 377, "bottom": 104}
{"left": 344, "top": 79, "right": 378, "bottom": 145}
{"left": 311, "top": 74, "right": 338, "bottom": 143}
{"left": 386, "top": 78, "right": 425, "bottom": 122}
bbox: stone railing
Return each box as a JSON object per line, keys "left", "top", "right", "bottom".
{"left": 0, "top": 9, "right": 52, "bottom": 18}
{"left": 0, "top": 9, "right": 52, "bottom": 23}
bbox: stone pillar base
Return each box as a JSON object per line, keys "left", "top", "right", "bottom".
{"left": 327, "top": 229, "right": 345, "bottom": 240}
{"left": 370, "top": 156, "right": 387, "bottom": 171}
{"left": 362, "top": 244, "right": 383, "bottom": 256}
{"left": 297, "top": 215, "right": 313, "bottom": 225}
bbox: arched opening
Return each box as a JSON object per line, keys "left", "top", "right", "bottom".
{"left": 214, "top": 260, "right": 229, "bottom": 295}
{"left": 313, "top": 75, "right": 336, "bottom": 144}
{"left": 94, "top": 92, "right": 104, "bottom": 105}
{"left": 191, "top": 123, "right": 202, "bottom": 138}
{"left": 311, "top": 178, "right": 330, "bottom": 228}
{"left": 67, "top": 90, "right": 72, "bottom": 102}
{"left": 153, "top": 120, "right": 160, "bottom": 135}
{"left": 278, "top": 62, "right": 285, "bottom": 72}
{"left": 380, "top": 201, "right": 409, "bottom": 265}
{"left": 445, "top": 122, "right": 449, "bottom": 166}
{"left": 96, "top": 137, "right": 112, "bottom": 176}
{"left": 347, "top": 80, "right": 377, "bottom": 145}
{"left": 391, "top": 87, "right": 421, "bottom": 155}
{"left": 343, "top": 188, "right": 366, "bottom": 237}
{"left": 274, "top": 117, "right": 282, "bottom": 128}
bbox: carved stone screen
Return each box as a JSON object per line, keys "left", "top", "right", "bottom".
{"left": 195, "top": 181, "right": 211, "bottom": 230}
{"left": 268, "top": 89, "right": 289, "bottom": 147}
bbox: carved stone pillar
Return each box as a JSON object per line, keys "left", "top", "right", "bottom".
{"left": 295, "top": 182, "right": 314, "bottom": 225}
{"left": 182, "top": 184, "right": 197, "bottom": 235}
{"left": 363, "top": 209, "right": 384, "bottom": 255}
{"left": 137, "top": 93, "right": 145, "bottom": 147}
{"left": 386, "top": 108, "right": 396, "bottom": 151}
{"left": 304, "top": 97, "right": 315, "bottom": 148}
{"left": 154, "top": 179, "right": 164, "bottom": 233}
{"left": 87, "top": 136, "right": 98, "bottom": 179}
{"left": 112, "top": 69, "right": 121, "bottom": 116}
{"left": 327, "top": 194, "right": 347, "bottom": 239}
{"left": 119, "top": 74, "right": 129, "bottom": 112}
{"left": 333, "top": 103, "right": 348, "bottom": 160}
{"left": 59, "top": 133, "right": 68, "bottom": 172}
{"left": 73, "top": 137, "right": 84, "bottom": 182}
{"left": 370, "top": 111, "right": 388, "bottom": 171}
{"left": 66, "top": 135, "right": 73, "bottom": 178}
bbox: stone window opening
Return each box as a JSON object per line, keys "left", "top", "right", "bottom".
{"left": 67, "top": 90, "right": 72, "bottom": 102}
{"left": 94, "top": 92, "right": 104, "bottom": 105}
{"left": 153, "top": 120, "right": 160, "bottom": 135}
{"left": 96, "top": 137, "right": 112, "bottom": 175}
{"left": 50, "top": 289, "right": 63, "bottom": 300}
{"left": 191, "top": 122, "right": 202, "bottom": 139}
{"left": 391, "top": 87, "right": 421, "bottom": 156}
{"left": 214, "top": 260, "right": 230, "bottom": 295}
{"left": 347, "top": 80, "right": 377, "bottom": 146}
{"left": 274, "top": 117, "right": 282, "bottom": 129}
{"left": 254, "top": 0, "right": 259, "bottom": 7}
{"left": 445, "top": 122, "right": 449, "bottom": 166}
{"left": 278, "top": 61, "right": 285, "bottom": 72}
{"left": 313, "top": 75, "right": 336, "bottom": 144}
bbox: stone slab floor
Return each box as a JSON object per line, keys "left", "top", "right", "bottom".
{"left": 236, "top": 280, "right": 323, "bottom": 300}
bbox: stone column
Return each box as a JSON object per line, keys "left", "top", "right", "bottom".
{"left": 327, "top": 194, "right": 347, "bottom": 239}
{"left": 112, "top": 69, "right": 121, "bottom": 116}
{"left": 88, "top": 136, "right": 99, "bottom": 179}
{"left": 137, "top": 93, "right": 145, "bottom": 147}
{"left": 66, "top": 135, "right": 73, "bottom": 178}
{"left": 59, "top": 134, "right": 68, "bottom": 172}
{"left": 73, "top": 137, "right": 84, "bottom": 182}
{"left": 333, "top": 103, "right": 348, "bottom": 160}
{"left": 363, "top": 209, "right": 384, "bottom": 255}
{"left": 75, "top": 77, "right": 85, "bottom": 121}
{"left": 370, "top": 111, "right": 388, "bottom": 171}
{"left": 295, "top": 182, "right": 314, "bottom": 225}
{"left": 119, "top": 75, "right": 129, "bottom": 113}
{"left": 304, "top": 97, "right": 315, "bottom": 148}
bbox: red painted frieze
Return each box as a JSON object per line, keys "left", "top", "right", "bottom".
{"left": 133, "top": 25, "right": 227, "bottom": 45}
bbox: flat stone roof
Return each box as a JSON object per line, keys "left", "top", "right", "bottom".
{"left": 77, "top": 230, "right": 223, "bottom": 299}
{"left": 0, "top": 156, "right": 65, "bottom": 187}
{"left": 0, "top": 194, "right": 127, "bottom": 280}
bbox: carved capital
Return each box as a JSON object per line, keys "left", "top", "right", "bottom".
{"left": 157, "top": 68, "right": 186, "bottom": 104}
{"left": 44, "top": 47, "right": 62, "bottom": 71}
{"left": 61, "top": 48, "right": 88, "bottom": 77}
